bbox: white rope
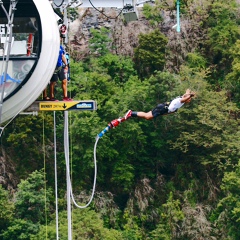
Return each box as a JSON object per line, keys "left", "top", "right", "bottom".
{"left": 70, "top": 135, "right": 99, "bottom": 208}
{"left": 53, "top": 111, "right": 59, "bottom": 240}
{"left": 64, "top": 111, "right": 72, "bottom": 239}
{"left": 64, "top": 111, "right": 98, "bottom": 209}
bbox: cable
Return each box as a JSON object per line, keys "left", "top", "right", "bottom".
{"left": 88, "top": 0, "right": 124, "bottom": 20}
{"left": 54, "top": 0, "right": 64, "bottom": 8}
{"left": 53, "top": 111, "right": 59, "bottom": 240}
{"left": 42, "top": 112, "right": 48, "bottom": 240}
{"left": 0, "top": 1, "right": 10, "bottom": 22}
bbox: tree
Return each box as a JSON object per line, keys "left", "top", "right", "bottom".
{"left": 33, "top": 208, "right": 123, "bottom": 239}
{"left": 148, "top": 192, "right": 184, "bottom": 240}
{"left": 134, "top": 29, "right": 168, "bottom": 79}
{"left": 2, "top": 113, "right": 54, "bottom": 180}
{"left": 1, "top": 170, "right": 53, "bottom": 239}
{"left": 1, "top": 219, "right": 39, "bottom": 240}
{"left": 142, "top": 1, "right": 164, "bottom": 26}
{"left": 225, "top": 40, "right": 240, "bottom": 105}
{"left": 89, "top": 27, "right": 111, "bottom": 56}
{"left": 97, "top": 53, "right": 137, "bottom": 86}
{"left": 0, "top": 185, "right": 14, "bottom": 233}
{"left": 14, "top": 169, "right": 53, "bottom": 224}
{"left": 211, "top": 161, "right": 240, "bottom": 239}
{"left": 203, "top": 0, "right": 240, "bottom": 85}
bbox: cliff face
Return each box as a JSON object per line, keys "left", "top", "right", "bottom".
{"left": 68, "top": 7, "right": 154, "bottom": 58}
{"left": 68, "top": 5, "right": 204, "bottom": 72}
{"left": 0, "top": 147, "right": 19, "bottom": 192}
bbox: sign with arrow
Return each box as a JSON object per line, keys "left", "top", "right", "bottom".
{"left": 39, "top": 100, "right": 97, "bottom": 111}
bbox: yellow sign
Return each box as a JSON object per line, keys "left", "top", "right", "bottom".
{"left": 39, "top": 100, "right": 97, "bottom": 111}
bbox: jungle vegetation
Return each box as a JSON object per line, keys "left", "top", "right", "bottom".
{"left": 1, "top": 0, "right": 240, "bottom": 239}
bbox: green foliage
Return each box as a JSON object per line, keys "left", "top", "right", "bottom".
{"left": 2, "top": 112, "right": 54, "bottom": 179}
{"left": 147, "top": 223, "right": 171, "bottom": 240}
{"left": 134, "top": 29, "right": 168, "bottom": 78}
{"left": 33, "top": 208, "right": 123, "bottom": 239}
{"left": 186, "top": 52, "right": 207, "bottom": 70}
{"left": 211, "top": 161, "right": 240, "bottom": 239}
{"left": 97, "top": 53, "right": 137, "bottom": 85}
{"left": 149, "top": 192, "right": 184, "bottom": 239}
{"left": 122, "top": 210, "right": 143, "bottom": 239}
{"left": 67, "top": 7, "right": 79, "bottom": 22}
{"left": 171, "top": 66, "right": 240, "bottom": 172}
{"left": 89, "top": 27, "right": 111, "bottom": 56}
{"left": 0, "top": 185, "right": 14, "bottom": 232}
{"left": 204, "top": 0, "right": 240, "bottom": 83}
{"left": 1, "top": 170, "right": 53, "bottom": 239}
{"left": 142, "top": 0, "right": 164, "bottom": 26}
{"left": 1, "top": 219, "right": 39, "bottom": 240}
{"left": 225, "top": 39, "right": 240, "bottom": 104}
{"left": 15, "top": 169, "right": 52, "bottom": 224}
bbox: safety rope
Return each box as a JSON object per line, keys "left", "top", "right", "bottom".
{"left": 42, "top": 112, "right": 48, "bottom": 240}
{"left": 53, "top": 111, "right": 59, "bottom": 240}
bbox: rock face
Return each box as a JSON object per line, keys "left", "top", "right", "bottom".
{"left": 68, "top": 5, "right": 207, "bottom": 71}
{"left": 68, "top": 7, "right": 154, "bottom": 58}
{"left": 0, "top": 148, "right": 19, "bottom": 192}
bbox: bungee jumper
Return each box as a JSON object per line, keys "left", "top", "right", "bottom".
{"left": 125, "top": 88, "right": 196, "bottom": 120}
{"left": 98, "top": 89, "right": 196, "bottom": 138}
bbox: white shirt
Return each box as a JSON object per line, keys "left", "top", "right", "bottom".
{"left": 168, "top": 97, "right": 184, "bottom": 113}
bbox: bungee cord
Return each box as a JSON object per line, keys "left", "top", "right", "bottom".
{"left": 98, "top": 116, "right": 127, "bottom": 138}
{"left": 63, "top": 112, "right": 126, "bottom": 209}
{"left": 64, "top": 111, "right": 98, "bottom": 209}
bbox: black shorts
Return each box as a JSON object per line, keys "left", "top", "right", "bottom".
{"left": 50, "top": 67, "right": 66, "bottom": 82}
{"left": 152, "top": 103, "right": 169, "bottom": 118}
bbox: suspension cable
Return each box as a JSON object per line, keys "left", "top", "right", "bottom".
{"left": 53, "top": 0, "right": 65, "bottom": 8}
{"left": 88, "top": 0, "right": 124, "bottom": 20}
